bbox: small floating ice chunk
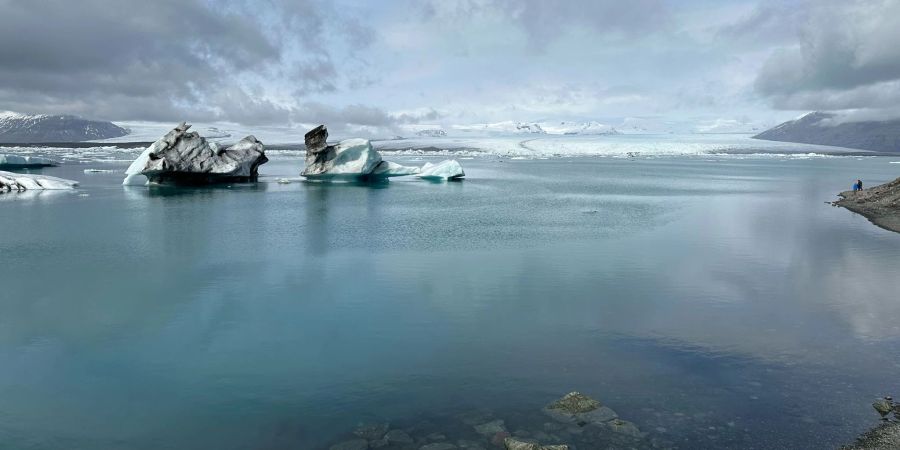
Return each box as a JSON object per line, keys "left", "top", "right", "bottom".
{"left": 417, "top": 159, "right": 465, "bottom": 180}
{"left": 0, "top": 154, "right": 58, "bottom": 168}
{"left": 276, "top": 178, "right": 292, "bottom": 184}
{"left": 0, "top": 170, "right": 78, "bottom": 191}
{"left": 84, "top": 168, "right": 117, "bottom": 174}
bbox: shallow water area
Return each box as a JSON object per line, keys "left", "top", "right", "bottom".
{"left": 1, "top": 150, "right": 899, "bottom": 449}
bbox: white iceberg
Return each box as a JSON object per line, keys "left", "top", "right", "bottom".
{"left": 303, "top": 138, "right": 383, "bottom": 180}
{"left": 0, "top": 154, "right": 58, "bottom": 168}
{"left": 0, "top": 170, "right": 78, "bottom": 191}
{"left": 417, "top": 160, "right": 465, "bottom": 180}
{"left": 301, "top": 125, "right": 425, "bottom": 181}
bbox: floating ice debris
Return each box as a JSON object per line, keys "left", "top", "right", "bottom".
{"left": 0, "top": 170, "right": 78, "bottom": 191}
{"left": 276, "top": 178, "right": 292, "bottom": 184}
{"left": 84, "top": 168, "right": 117, "bottom": 174}
{"left": 123, "top": 122, "right": 268, "bottom": 185}
{"left": 0, "top": 154, "right": 58, "bottom": 169}
{"left": 417, "top": 159, "right": 465, "bottom": 180}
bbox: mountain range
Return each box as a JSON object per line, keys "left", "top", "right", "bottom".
{"left": 753, "top": 112, "right": 900, "bottom": 153}
{"left": 0, "top": 112, "right": 128, "bottom": 143}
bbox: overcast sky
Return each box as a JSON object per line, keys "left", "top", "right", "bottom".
{"left": 1, "top": 0, "right": 898, "bottom": 134}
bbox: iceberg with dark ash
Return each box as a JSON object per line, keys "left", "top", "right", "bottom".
{"left": 123, "top": 123, "right": 268, "bottom": 185}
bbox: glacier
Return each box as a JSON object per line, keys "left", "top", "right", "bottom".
{"left": 0, "top": 170, "right": 78, "bottom": 191}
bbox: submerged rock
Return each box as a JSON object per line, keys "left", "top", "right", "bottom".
{"left": 503, "top": 437, "right": 568, "bottom": 450}
{"left": 473, "top": 419, "right": 506, "bottom": 436}
{"left": 543, "top": 392, "right": 618, "bottom": 425}
{"left": 0, "top": 154, "right": 57, "bottom": 169}
{"left": 353, "top": 422, "right": 390, "bottom": 441}
{"left": 602, "top": 418, "right": 644, "bottom": 438}
{"left": 547, "top": 392, "right": 600, "bottom": 414}
{"left": 329, "top": 438, "right": 368, "bottom": 450}
{"left": 420, "top": 443, "right": 457, "bottom": 450}
{"left": 384, "top": 429, "right": 414, "bottom": 444}
{"left": 123, "top": 122, "right": 267, "bottom": 185}
{"left": 0, "top": 170, "right": 78, "bottom": 191}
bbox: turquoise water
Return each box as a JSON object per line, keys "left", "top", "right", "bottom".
{"left": 1, "top": 154, "right": 900, "bottom": 449}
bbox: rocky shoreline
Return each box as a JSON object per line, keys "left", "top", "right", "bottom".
{"left": 841, "top": 396, "right": 900, "bottom": 449}
{"left": 835, "top": 177, "right": 900, "bottom": 233}
{"left": 326, "top": 392, "right": 669, "bottom": 450}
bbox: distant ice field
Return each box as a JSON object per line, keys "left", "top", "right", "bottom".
{"left": 0, "top": 134, "right": 876, "bottom": 169}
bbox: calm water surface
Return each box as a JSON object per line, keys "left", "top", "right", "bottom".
{"left": 1, "top": 155, "right": 899, "bottom": 449}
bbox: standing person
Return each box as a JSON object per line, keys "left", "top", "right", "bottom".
{"left": 857, "top": 179, "right": 863, "bottom": 191}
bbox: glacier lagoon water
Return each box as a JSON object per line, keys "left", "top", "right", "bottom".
{"left": 2, "top": 152, "right": 900, "bottom": 449}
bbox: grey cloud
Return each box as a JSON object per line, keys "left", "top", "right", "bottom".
{"left": 0, "top": 0, "right": 372, "bottom": 125}
{"left": 754, "top": 0, "right": 900, "bottom": 114}
{"left": 291, "top": 103, "right": 445, "bottom": 137}
{"left": 716, "top": 1, "right": 811, "bottom": 47}
{"left": 417, "top": 0, "right": 670, "bottom": 48}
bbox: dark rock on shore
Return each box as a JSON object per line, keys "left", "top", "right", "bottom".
{"left": 835, "top": 177, "right": 900, "bottom": 233}
{"left": 841, "top": 396, "right": 900, "bottom": 449}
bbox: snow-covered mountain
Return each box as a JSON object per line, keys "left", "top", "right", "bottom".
{"left": 538, "top": 121, "right": 620, "bottom": 135}
{"left": 753, "top": 112, "right": 900, "bottom": 152}
{"left": 415, "top": 129, "right": 447, "bottom": 138}
{"left": 0, "top": 111, "right": 128, "bottom": 143}
{"left": 453, "top": 121, "right": 546, "bottom": 135}
{"left": 452, "top": 120, "right": 626, "bottom": 136}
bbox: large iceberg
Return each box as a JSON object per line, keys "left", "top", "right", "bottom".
{"left": 123, "top": 122, "right": 268, "bottom": 185}
{"left": 301, "top": 125, "right": 421, "bottom": 181}
{"left": 0, "top": 170, "right": 78, "bottom": 191}
{"left": 0, "top": 154, "right": 58, "bottom": 169}
{"left": 417, "top": 159, "right": 465, "bottom": 180}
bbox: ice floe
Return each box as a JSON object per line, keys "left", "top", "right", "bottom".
{"left": 0, "top": 170, "right": 78, "bottom": 191}
{"left": 0, "top": 154, "right": 58, "bottom": 169}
